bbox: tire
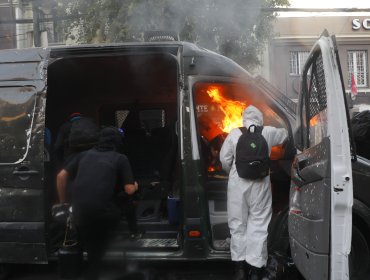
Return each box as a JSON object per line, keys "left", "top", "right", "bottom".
{"left": 349, "top": 225, "right": 370, "bottom": 279}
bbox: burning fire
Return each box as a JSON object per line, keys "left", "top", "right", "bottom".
{"left": 206, "top": 86, "right": 246, "bottom": 133}
{"left": 201, "top": 84, "right": 285, "bottom": 164}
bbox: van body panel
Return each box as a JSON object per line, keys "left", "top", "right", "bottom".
{"left": 290, "top": 33, "right": 353, "bottom": 279}
{"left": 0, "top": 48, "right": 49, "bottom": 263}
{"left": 0, "top": 48, "right": 48, "bottom": 81}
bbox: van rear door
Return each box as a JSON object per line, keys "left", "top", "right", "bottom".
{"left": 0, "top": 48, "right": 49, "bottom": 263}
{"left": 289, "top": 32, "right": 353, "bottom": 279}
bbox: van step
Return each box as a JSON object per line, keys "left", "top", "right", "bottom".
{"left": 212, "top": 239, "right": 230, "bottom": 251}
{"left": 119, "top": 219, "right": 179, "bottom": 232}
{"left": 112, "top": 238, "right": 179, "bottom": 251}
{"left": 121, "top": 231, "right": 178, "bottom": 239}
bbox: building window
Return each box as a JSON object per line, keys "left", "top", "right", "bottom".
{"left": 348, "top": 50, "right": 368, "bottom": 87}
{"left": 289, "top": 51, "right": 310, "bottom": 75}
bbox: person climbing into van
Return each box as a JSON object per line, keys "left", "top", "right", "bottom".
{"left": 219, "top": 105, "right": 288, "bottom": 280}
{"left": 56, "top": 127, "right": 138, "bottom": 280}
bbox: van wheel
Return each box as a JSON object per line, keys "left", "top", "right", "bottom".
{"left": 0, "top": 264, "right": 10, "bottom": 280}
{"left": 349, "top": 225, "right": 370, "bottom": 279}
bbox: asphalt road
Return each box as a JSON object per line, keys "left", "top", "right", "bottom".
{"left": 6, "top": 260, "right": 235, "bottom": 280}
{"left": 6, "top": 260, "right": 369, "bottom": 280}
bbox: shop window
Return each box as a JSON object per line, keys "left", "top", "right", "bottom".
{"left": 347, "top": 50, "right": 368, "bottom": 87}
{"left": 290, "top": 51, "right": 310, "bottom": 76}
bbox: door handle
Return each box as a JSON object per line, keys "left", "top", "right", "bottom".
{"left": 297, "top": 158, "right": 310, "bottom": 171}
{"left": 13, "top": 169, "right": 39, "bottom": 176}
{"left": 292, "top": 158, "right": 306, "bottom": 185}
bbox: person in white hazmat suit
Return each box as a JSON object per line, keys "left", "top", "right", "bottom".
{"left": 220, "top": 105, "right": 288, "bottom": 280}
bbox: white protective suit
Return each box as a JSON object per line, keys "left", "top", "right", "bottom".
{"left": 220, "top": 105, "right": 288, "bottom": 268}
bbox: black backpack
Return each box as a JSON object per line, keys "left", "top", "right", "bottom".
{"left": 68, "top": 117, "right": 99, "bottom": 150}
{"left": 235, "top": 125, "right": 270, "bottom": 180}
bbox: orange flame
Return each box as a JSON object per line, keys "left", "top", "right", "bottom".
{"left": 309, "top": 114, "right": 320, "bottom": 127}
{"left": 206, "top": 86, "right": 246, "bottom": 133}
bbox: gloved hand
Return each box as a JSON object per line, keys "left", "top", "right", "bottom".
{"left": 51, "top": 203, "right": 70, "bottom": 223}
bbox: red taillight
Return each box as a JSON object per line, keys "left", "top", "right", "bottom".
{"left": 188, "top": 230, "right": 201, "bottom": 238}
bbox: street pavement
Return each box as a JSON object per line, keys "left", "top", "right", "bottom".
{"left": 6, "top": 259, "right": 369, "bottom": 279}
{"left": 7, "top": 260, "right": 235, "bottom": 280}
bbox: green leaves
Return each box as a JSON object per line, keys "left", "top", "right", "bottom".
{"left": 55, "top": 0, "right": 289, "bottom": 71}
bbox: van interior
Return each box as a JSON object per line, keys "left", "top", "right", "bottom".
{"left": 44, "top": 48, "right": 295, "bottom": 255}
{"left": 45, "top": 51, "right": 181, "bottom": 253}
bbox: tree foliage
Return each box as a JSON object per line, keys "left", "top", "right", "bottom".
{"left": 55, "top": 0, "right": 289, "bottom": 70}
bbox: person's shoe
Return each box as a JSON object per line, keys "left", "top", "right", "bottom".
{"left": 233, "top": 261, "right": 247, "bottom": 280}
{"left": 248, "top": 265, "right": 265, "bottom": 280}
{"left": 259, "top": 268, "right": 274, "bottom": 280}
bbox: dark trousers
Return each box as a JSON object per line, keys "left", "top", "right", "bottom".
{"left": 116, "top": 193, "right": 138, "bottom": 234}
{"left": 76, "top": 207, "right": 120, "bottom": 280}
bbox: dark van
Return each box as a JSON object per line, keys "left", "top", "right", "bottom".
{"left": 0, "top": 31, "right": 368, "bottom": 279}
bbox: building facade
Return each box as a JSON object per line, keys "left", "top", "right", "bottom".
{"left": 0, "top": 0, "right": 65, "bottom": 50}
{"left": 0, "top": 0, "right": 16, "bottom": 49}
{"left": 267, "top": 15, "right": 370, "bottom": 107}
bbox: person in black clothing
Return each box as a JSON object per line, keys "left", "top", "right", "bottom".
{"left": 54, "top": 112, "right": 83, "bottom": 169}
{"left": 54, "top": 112, "right": 99, "bottom": 204}
{"left": 56, "top": 127, "right": 138, "bottom": 280}
{"left": 115, "top": 128, "right": 142, "bottom": 239}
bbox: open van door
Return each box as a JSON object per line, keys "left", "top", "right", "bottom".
{"left": 0, "top": 48, "right": 49, "bottom": 263}
{"left": 289, "top": 31, "right": 353, "bottom": 279}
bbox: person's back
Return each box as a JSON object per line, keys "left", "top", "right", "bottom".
{"left": 219, "top": 105, "right": 288, "bottom": 280}
{"left": 69, "top": 149, "right": 128, "bottom": 217}
{"left": 56, "top": 127, "right": 137, "bottom": 280}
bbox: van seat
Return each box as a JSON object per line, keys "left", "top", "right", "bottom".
{"left": 150, "top": 126, "right": 177, "bottom": 181}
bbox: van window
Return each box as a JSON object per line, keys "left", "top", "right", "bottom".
{"left": 0, "top": 87, "right": 36, "bottom": 164}
{"left": 193, "top": 82, "right": 287, "bottom": 176}
{"left": 139, "top": 109, "right": 165, "bottom": 131}
{"left": 114, "top": 109, "right": 165, "bottom": 132}
{"left": 306, "top": 53, "right": 328, "bottom": 147}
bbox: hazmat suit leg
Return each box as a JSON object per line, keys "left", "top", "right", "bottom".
{"left": 244, "top": 177, "right": 272, "bottom": 268}
{"left": 228, "top": 176, "right": 250, "bottom": 261}
{"left": 228, "top": 176, "right": 272, "bottom": 267}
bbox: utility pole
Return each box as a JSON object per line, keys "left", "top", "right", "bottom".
{"left": 32, "top": 0, "right": 41, "bottom": 47}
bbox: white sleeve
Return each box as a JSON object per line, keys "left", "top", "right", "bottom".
{"left": 270, "top": 127, "right": 288, "bottom": 147}
{"left": 220, "top": 133, "right": 234, "bottom": 174}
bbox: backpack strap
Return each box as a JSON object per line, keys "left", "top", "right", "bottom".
{"left": 240, "top": 125, "right": 264, "bottom": 134}
{"left": 255, "top": 126, "right": 263, "bottom": 133}
{"left": 239, "top": 127, "right": 248, "bottom": 134}
{"left": 245, "top": 125, "right": 263, "bottom": 133}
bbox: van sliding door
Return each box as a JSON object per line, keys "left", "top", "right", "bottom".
{"left": 0, "top": 48, "right": 49, "bottom": 263}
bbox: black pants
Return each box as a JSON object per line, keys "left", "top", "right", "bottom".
{"left": 116, "top": 193, "right": 138, "bottom": 234}
{"left": 76, "top": 207, "right": 120, "bottom": 280}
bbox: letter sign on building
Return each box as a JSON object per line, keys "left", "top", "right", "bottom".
{"left": 353, "top": 19, "right": 361, "bottom": 30}
{"left": 352, "top": 18, "right": 370, "bottom": 30}
{"left": 364, "top": 19, "right": 370, "bottom": 30}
